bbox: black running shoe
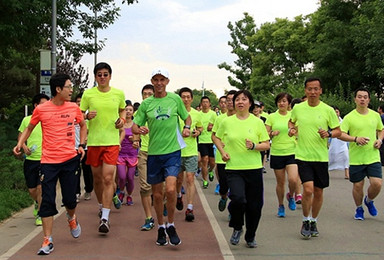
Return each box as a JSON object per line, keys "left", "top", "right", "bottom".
{"left": 301, "top": 220, "right": 311, "bottom": 239}
{"left": 156, "top": 227, "right": 168, "bottom": 246}
{"left": 166, "top": 226, "right": 181, "bottom": 246}
{"left": 310, "top": 221, "right": 319, "bottom": 237}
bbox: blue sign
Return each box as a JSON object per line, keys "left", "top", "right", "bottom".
{"left": 41, "top": 70, "right": 52, "bottom": 76}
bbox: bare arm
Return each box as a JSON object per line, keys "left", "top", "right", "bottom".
{"left": 13, "top": 123, "right": 36, "bottom": 156}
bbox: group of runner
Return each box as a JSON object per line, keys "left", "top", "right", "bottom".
{"left": 13, "top": 64, "right": 384, "bottom": 255}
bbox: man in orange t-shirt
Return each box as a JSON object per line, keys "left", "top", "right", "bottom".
{"left": 14, "top": 73, "right": 87, "bottom": 255}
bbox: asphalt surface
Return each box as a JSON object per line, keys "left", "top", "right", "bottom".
{"left": 1, "top": 164, "right": 384, "bottom": 259}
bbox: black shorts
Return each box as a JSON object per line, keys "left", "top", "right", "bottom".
{"left": 296, "top": 159, "right": 329, "bottom": 189}
{"left": 349, "top": 162, "right": 382, "bottom": 183}
{"left": 23, "top": 159, "right": 41, "bottom": 188}
{"left": 270, "top": 155, "right": 296, "bottom": 169}
{"left": 198, "top": 143, "right": 214, "bottom": 157}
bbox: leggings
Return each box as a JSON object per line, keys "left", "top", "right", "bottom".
{"left": 117, "top": 165, "right": 136, "bottom": 194}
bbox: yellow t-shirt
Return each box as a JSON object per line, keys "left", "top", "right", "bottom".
{"left": 341, "top": 109, "right": 383, "bottom": 165}
{"left": 80, "top": 86, "right": 126, "bottom": 146}
{"left": 198, "top": 110, "right": 217, "bottom": 144}
{"left": 265, "top": 111, "right": 296, "bottom": 156}
{"left": 212, "top": 113, "right": 229, "bottom": 164}
{"left": 290, "top": 101, "right": 340, "bottom": 162}
{"left": 18, "top": 115, "right": 42, "bottom": 161}
{"left": 180, "top": 108, "right": 202, "bottom": 157}
{"left": 216, "top": 114, "right": 270, "bottom": 170}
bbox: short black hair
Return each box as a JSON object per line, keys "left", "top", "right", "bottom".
{"left": 219, "top": 95, "right": 227, "bottom": 101}
{"left": 354, "top": 87, "right": 370, "bottom": 98}
{"left": 32, "top": 93, "right": 49, "bottom": 107}
{"left": 141, "top": 84, "right": 154, "bottom": 94}
{"left": 275, "top": 92, "right": 293, "bottom": 106}
{"left": 227, "top": 90, "right": 237, "bottom": 96}
{"left": 75, "top": 93, "right": 83, "bottom": 101}
{"left": 304, "top": 77, "right": 322, "bottom": 88}
{"left": 379, "top": 104, "right": 384, "bottom": 112}
{"left": 291, "top": 98, "right": 302, "bottom": 109}
{"left": 49, "top": 73, "right": 70, "bottom": 97}
{"left": 179, "top": 87, "right": 193, "bottom": 98}
{"left": 93, "top": 62, "right": 112, "bottom": 75}
{"left": 200, "top": 96, "right": 210, "bottom": 103}
{"left": 133, "top": 102, "right": 140, "bottom": 111}
{"left": 233, "top": 90, "right": 255, "bottom": 112}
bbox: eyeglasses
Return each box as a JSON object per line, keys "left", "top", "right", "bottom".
{"left": 97, "top": 73, "right": 109, "bottom": 78}
{"left": 63, "top": 85, "right": 73, "bottom": 90}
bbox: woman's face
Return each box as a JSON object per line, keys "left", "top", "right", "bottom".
{"left": 125, "top": 105, "right": 134, "bottom": 118}
{"left": 277, "top": 97, "right": 289, "bottom": 111}
{"left": 235, "top": 93, "right": 251, "bottom": 113}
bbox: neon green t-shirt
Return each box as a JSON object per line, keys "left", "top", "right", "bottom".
{"left": 198, "top": 110, "right": 217, "bottom": 144}
{"left": 80, "top": 86, "right": 126, "bottom": 146}
{"left": 341, "top": 109, "right": 383, "bottom": 165}
{"left": 18, "top": 115, "right": 42, "bottom": 161}
{"left": 265, "top": 111, "right": 296, "bottom": 156}
{"left": 216, "top": 114, "right": 270, "bottom": 170}
{"left": 133, "top": 92, "right": 189, "bottom": 155}
{"left": 212, "top": 113, "right": 229, "bottom": 164}
{"left": 290, "top": 101, "right": 340, "bottom": 162}
{"left": 134, "top": 110, "right": 149, "bottom": 152}
{"left": 180, "top": 108, "right": 202, "bottom": 157}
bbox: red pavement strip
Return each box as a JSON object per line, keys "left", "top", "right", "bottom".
{"left": 9, "top": 182, "right": 224, "bottom": 260}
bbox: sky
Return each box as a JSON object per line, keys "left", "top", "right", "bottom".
{"left": 80, "top": 0, "right": 320, "bottom": 103}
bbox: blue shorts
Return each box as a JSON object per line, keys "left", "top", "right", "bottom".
{"left": 147, "top": 150, "right": 181, "bottom": 185}
{"left": 349, "top": 162, "right": 382, "bottom": 183}
{"left": 39, "top": 154, "right": 80, "bottom": 217}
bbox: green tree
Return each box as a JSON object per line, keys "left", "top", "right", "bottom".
{"left": 174, "top": 88, "right": 219, "bottom": 109}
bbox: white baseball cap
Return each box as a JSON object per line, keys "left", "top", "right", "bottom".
{"left": 151, "top": 68, "right": 169, "bottom": 79}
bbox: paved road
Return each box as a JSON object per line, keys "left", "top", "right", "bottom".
{"left": 1, "top": 165, "right": 384, "bottom": 259}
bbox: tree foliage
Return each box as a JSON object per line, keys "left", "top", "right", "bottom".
{"left": 219, "top": 0, "right": 384, "bottom": 101}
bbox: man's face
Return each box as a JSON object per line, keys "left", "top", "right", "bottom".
{"left": 180, "top": 92, "right": 192, "bottom": 107}
{"left": 142, "top": 89, "right": 154, "bottom": 100}
{"left": 57, "top": 79, "right": 73, "bottom": 101}
{"left": 95, "top": 68, "right": 111, "bottom": 88}
{"left": 355, "top": 91, "right": 370, "bottom": 108}
{"left": 219, "top": 97, "right": 227, "bottom": 111}
{"left": 304, "top": 80, "right": 322, "bottom": 101}
{"left": 151, "top": 75, "right": 169, "bottom": 95}
{"left": 201, "top": 98, "right": 210, "bottom": 110}
{"left": 226, "top": 94, "right": 234, "bottom": 111}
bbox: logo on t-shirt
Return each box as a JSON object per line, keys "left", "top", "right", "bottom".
{"left": 154, "top": 106, "right": 171, "bottom": 120}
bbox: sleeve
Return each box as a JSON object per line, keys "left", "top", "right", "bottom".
{"left": 119, "top": 90, "right": 126, "bottom": 110}
{"left": 177, "top": 96, "right": 189, "bottom": 121}
{"left": 209, "top": 112, "right": 217, "bottom": 124}
{"left": 216, "top": 118, "right": 226, "bottom": 139}
{"left": 376, "top": 113, "right": 384, "bottom": 131}
{"left": 79, "top": 91, "right": 89, "bottom": 112}
{"left": 290, "top": 107, "right": 297, "bottom": 124}
{"left": 340, "top": 115, "right": 349, "bottom": 133}
{"left": 265, "top": 114, "right": 272, "bottom": 127}
{"left": 18, "top": 117, "right": 28, "bottom": 132}
{"left": 30, "top": 107, "right": 40, "bottom": 126}
{"left": 74, "top": 106, "right": 84, "bottom": 123}
{"left": 195, "top": 113, "right": 203, "bottom": 128}
{"left": 328, "top": 107, "right": 340, "bottom": 129}
{"left": 258, "top": 119, "right": 270, "bottom": 142}
{"left": 211, "top": 116, "right": 221, "bottom": 133}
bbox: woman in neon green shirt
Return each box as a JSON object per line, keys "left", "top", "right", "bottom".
{"left": 265, "top": 92, "right": 301, "bottom": 218}
{"left": 214, "top": 90, "right": 270, "bottom": 248}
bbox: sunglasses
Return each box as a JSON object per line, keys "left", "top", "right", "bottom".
{"left": 97, "top": 73, "right": 109, "bottom": 78}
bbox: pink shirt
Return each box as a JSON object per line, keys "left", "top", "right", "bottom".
{"left": 30, "top": 100, "right": 83, "bottom": 163}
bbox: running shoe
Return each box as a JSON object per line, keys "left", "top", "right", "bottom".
{"left": 185, "top": 209, "right": 195, "bottom": 222}
{"left": 37, "top": 237, "right": 54, "bottom": 255}
{"left": 230, "top": 229, "right": 243, "bottom": 245}
{"left": 176, "top": 196, "right": 183, "bottom": 211}
{"left": 98, "top": 218, "right": 110, "bottom": 233}
{"left": 310, "top": 221, "right": 319, "bottom": 237}
{"left": 295, "top": 194, "right": 302, "bottom": 204}
{"left": 277, "top": 205, "right": 285, "bottom": 218}
{"left": 354, "top": 206, "right": 364, "bottom": 220}
{"left": 84, "top": 192, "right": 91, "bottom": 201}
{"left": 112, "top": 194, "right": 122, "bottom": 209}
{"left": 33, "top": 201, "right": 39, "bottom": 217}
{"left": 203, "top": 180, "right": 209, "bottom": 189}
{"left": 126, "top": 196, "right": 133, "bottom": 206}
{"left": 141, "top": 217, "right": 155, "bottom": 231}
{"left": 208, "top": 171, "right": 214, "bottom": 182}
{"left": 215, "top": 184, "right": 220, "bottom": 195}
{"left": 156, "top": 227, "right": 168, "bottom": 246}
{"left": 163, "top": 204, "right": 168, "bottom": 216}
{"left": 181, "top": 186, "right": 185, "bottom": 194}
{"left": 287, "top": 193, "right": 296, "bottom": 211}
{"left": 218, "top": 197, "right": 228, "bottom": 212}
{"left": 35, "top": 215, "right": 42, "bottom": 226}
{"left": 76, "top": 194, "right": 81, "bottom": 203}
{"left": 118, "top": 192, "right": 124, "bottom": 204}
{"left": 195, "top": 168, "right": 201, "bottom": 177}
{"left": 300, "top": 220, "right": 311, "bottom": 239}
{"left": 364, "top": 196, "right": 378, "bottom": 216}
{"left": 246, "top": 240, "right": 257, "bottom": 248}
{"left": 68, "top": 214, "right": 81, "bottom": 238}
{"left": 166, "top": 225, "right": 181, "bottom": 246}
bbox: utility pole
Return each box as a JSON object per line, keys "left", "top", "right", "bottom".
{"left": 202, "top": 81, "right": 205, "bottom": 97}
{"left": 51, "top": 0, "right": 57, "bottom": 75}
{"left": 93, "top": 9, "right": 98, "bottom": 87}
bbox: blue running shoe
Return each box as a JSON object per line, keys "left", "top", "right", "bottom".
{"left": 287, "top": 193, "right": 296, "bottom": 211}
{"left": 215, "top": 184, "right": 220, "bottom": 195}
{"left": 277, "top": 205, "right": 285, "bottom": 218}
{"left": 112, "top": 194, "right": 122, "bottom": 209}
{"left": 218, "top": 197, "right": 228, "bottom": 212}
{"left": 364, "top": 196, "right": 377, "bottom": 216}
{"left": 354, "top": 207, "right": 364, "bottom": 220}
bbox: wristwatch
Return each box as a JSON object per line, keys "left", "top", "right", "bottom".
{"left": 184, "top": 125, "right": 191, "bottom": 129}
{"left": 327, "top": 130, "right": 332, "bottom": 138}
{"left": 79, "top": 144, "right": 86, "bottom": 149}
